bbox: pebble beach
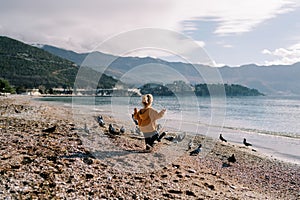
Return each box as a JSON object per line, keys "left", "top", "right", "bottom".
{"left": 0, "top": 95, "right": 299, "bottom": 199}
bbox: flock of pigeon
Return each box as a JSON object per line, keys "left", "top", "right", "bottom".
{"left": 41, "top": 117, "right": 253, "bottom": 166}
{"left": 95, "top": 115, "right": 204, "bottom": 155}
{"left": 185, "top": 133, "right": 253, "bottom": 164}
{"left": 218, "top": 133, "right": 253, "bottom": 165}
{"left": 219, "top": 133, "right": 253, "bottom": 147}
{"left": 186, "top": 133, "right": 253, "bottom": 167}
{"left": 96, "top": 115, "right": 125, "bottom": 135}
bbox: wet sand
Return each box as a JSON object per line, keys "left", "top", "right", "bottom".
{"left": 0, "top": 95, "right": 299, "bottom": 199}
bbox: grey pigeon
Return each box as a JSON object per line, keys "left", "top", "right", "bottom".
{"left": 120, "top": 126, "right": 125, "bottom": 134}
{"left": 84, "top": 123, "right": 90, "bottom": 133}
{"left": 109, "top": 124, "right": 119, "bottom": 135}
{"left": 189, "top": 144, "right": 202, "bottom": 156}
{"left": 131, "top": 114, "right": 138, "bottom": 125}
{"left": 156, "top": 124, "right": 162, "bottom": 132}
{"left": 174, "top": 132, "right": 186, "bottom": 142}
{"left": 164, "top": 136, "right": 175, "bottom": 142}
{"left": 188, "top": 139, "right": 193, "bottom": 150}
{"left": 164, "top": 132, "right": 185, "bottom": 143}
{"left": 42, "top": 125, "right": 56, "bottom": 133}
{"left": 135, "top": 126, "right": 141, "bottom": 135}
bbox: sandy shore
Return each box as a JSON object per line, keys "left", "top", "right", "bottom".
{"left": 0, "top": 95, "right": 299, "bottom": 199}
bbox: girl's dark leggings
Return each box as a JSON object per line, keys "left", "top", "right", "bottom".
{"left": 145, "top": 132, "right": 159, "bottom": 146}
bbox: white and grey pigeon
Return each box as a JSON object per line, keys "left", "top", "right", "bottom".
{"left": 170, "top": 132, "right": 186, "bottom": 143}
{"left": 97, "top": 115, "right": 105, "bottom": 127}
{"left": 165, "top": 132, "right": 186, "bottom": 143}
{"left": 188, "top": 139, "right": 193, "bottom": 150}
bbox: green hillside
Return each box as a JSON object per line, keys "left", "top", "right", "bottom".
{"left": 0, "top": 36, "right": 118, "bottom": 93}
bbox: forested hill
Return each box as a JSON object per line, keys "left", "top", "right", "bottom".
{"left": 0, "top": 36, "right": 117, "bottom": 93}
{"left": 139, "top": 82, "right": 264, "bottom": 96}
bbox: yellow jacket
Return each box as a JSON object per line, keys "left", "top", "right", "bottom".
{"left": 133, "top": 107, "right": 165, "bottom": 133}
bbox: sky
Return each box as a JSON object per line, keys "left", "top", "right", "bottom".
{"left": 1, "top": 0, "right": 300, "bottom": 67}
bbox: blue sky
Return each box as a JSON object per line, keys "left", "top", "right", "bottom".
{"left": 1, "top": 0, "right": 300, "bottom": 66}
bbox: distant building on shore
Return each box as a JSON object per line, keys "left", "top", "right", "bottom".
{"left": 0, "top": 92, "right": 11, "bottom": 96}
{"left": 24, "top": 89, "right": 41, "bottom": 96}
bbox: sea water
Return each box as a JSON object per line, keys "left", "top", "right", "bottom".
{"left": 39, "top": 95, "right": 300, "bottom": 164}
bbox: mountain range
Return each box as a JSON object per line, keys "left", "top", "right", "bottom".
{"left": 0, "top": 36, "right": 118, "bottom": 93}
{"left": 0, "top": 35, "right": 299, "bottom": 95}
{"left": 42, "top": 44, "right": 300, "bottom": 95}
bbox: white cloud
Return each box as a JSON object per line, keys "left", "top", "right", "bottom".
{"left": 179, "top": 0, "right": 298, "bottom": 35}
{"left": 290, "top": 43, "right": 300, "bottom": 49}
{"left": 215, "top": 41, "right": 233, "bottom": 48}
{"left": 223, "top": 44, "right": 233, "bottom": 48}
{"left": 0, "top": 0, "right": 298, "bottom": 56}
{"left": 262, "top": 49, "right": 272, "bottom": 55}
{"left": 262, "top": 43, "right": 300, "bottom": 65}
{"left": 195, "top": 40, "right": 205, "bottom": 48}
{"left": 212, "top": 1, "right": 297, "bottom": 35}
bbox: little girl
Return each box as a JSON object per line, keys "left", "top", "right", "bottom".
{"left": 133, "top": 94, "right": 166, "bottom": 150}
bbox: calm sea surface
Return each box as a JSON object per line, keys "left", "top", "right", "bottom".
{"left": 39, "top": 95, "right": 300, "bottom": 139}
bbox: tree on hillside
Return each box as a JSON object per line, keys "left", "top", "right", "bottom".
{"left": 0, "top": 78, "right": 15, "bottom": 93}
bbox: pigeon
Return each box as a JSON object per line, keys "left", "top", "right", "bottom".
{"left": 131, "top": 114, "right": 138, "bottom": 125}
{"left": 84, "top": 123, "right": 90, "bottom": 133}
{"left": 134, "top": 126, "right": 141, "bottom": 135}
{"left": 109, "top": 124, "right": 119, "bottom": 135}
{"left": 219, "top": 134, "right": 227, "bottom": 142}
{"left": 173, "top": 132, "right": 186, "bottom": 143}
{"left": 97, "top": 115, "right": 105, "bottom": 127}
{"left": 189, "top": 144, "right": 202, "bottom": 156}
{"left": 15, "top": 108, "right": 21, "bottom": 113}
{"left": 164, "top": 136, "right": 175, "bottom": 142}
{"left": 120, "top": 126, "right": 125, "bottom": 134}
{"left": 188, "top": 139, "right": 193, "bottom": 150}
{"left": 222, "top": 163, "right": 230, "bottom": 168}
{"left": 156, "top": 124, "right": 162, "bottom": 132}
{"left": 227, "top": 154, "right": 236, "bottom": 163}
{"left": 164, "top": 132, "right": 185, "bottom": 143}
{"left": 97, "top": 115, "right": 102, "bottom": 121}
{"left": 243, "top": 138, "right": 252, "bottom": 146}
{"left": 42, "top": 125, "right": 56, "bottom": 133}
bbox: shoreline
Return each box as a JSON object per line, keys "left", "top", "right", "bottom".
{"left": 1, "top": 95, "right": 299, "bottom": 199}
